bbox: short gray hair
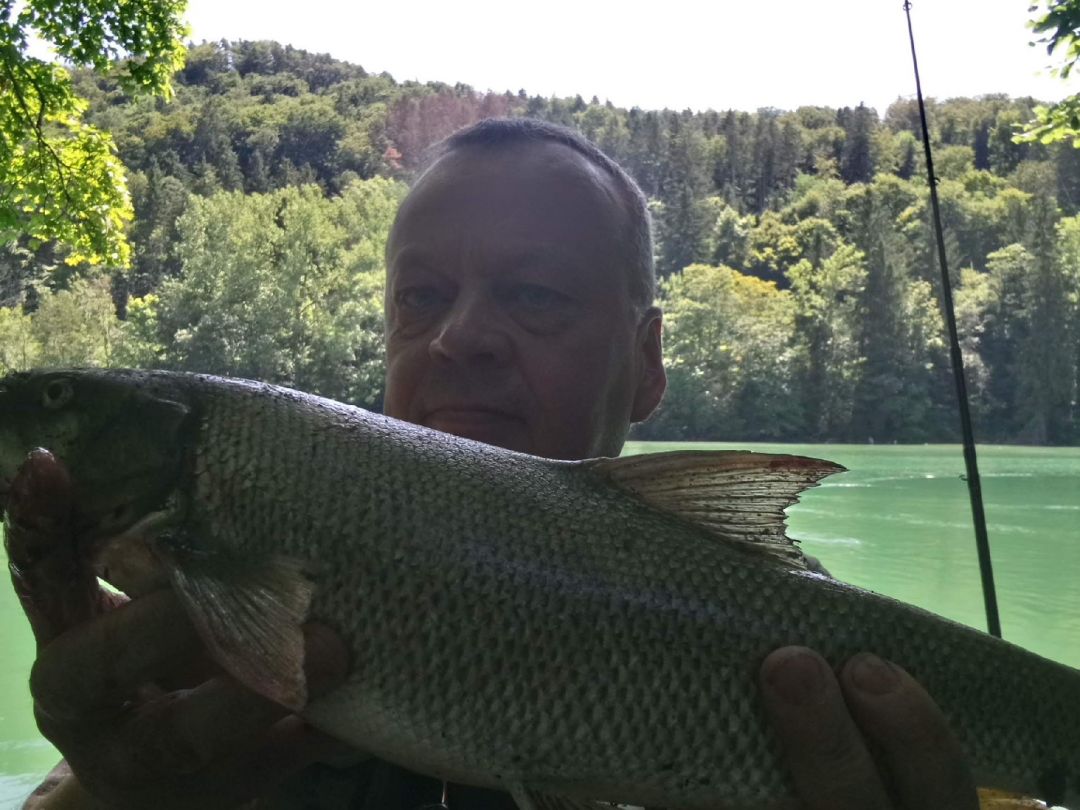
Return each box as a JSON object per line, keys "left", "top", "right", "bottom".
{"left": 424, "top": 117, "right": 656, "bottom": 312}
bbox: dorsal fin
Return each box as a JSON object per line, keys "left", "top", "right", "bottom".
{"left": 584, "top": 450, "right": 844, "bottom": 570}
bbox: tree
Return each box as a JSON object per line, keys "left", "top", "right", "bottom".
{"left": 1057, "top": 214, "right": 1080, "bottom": 433}
{"left": 624, "top": 108, "right": 666, "bottom": 197}
{"left": 158, "top": 178, "right": 404, "bottom": 406}
{"left": 0, "top": 304, "right": 37, "bottom": 373}
{"left": 125, "top": 164, "right": 191, "bottom": 296}
{"left": 1, "top": 33, "right": 1072, "bottom": 443}
{"left": 788, "top": 242, "right": 867, "bottom": 438}
{"left": 1017, "top": 0, "right": 1080, "bottom": 145}
{"left": 0, "top": 0, "right": 188, "bottom": 267}
{"left": 29, "top": 275, "right": 122, "bottom": 366}
{"left": 842, "top": 182, "right": 944, "bottom": 441}
{"left": 1015, "top": 197, "right": 1078, "bottom": 442}
{"left": 189, "top": 97, "right": 243, "bottom": 191}
{"left": 976, "top": 243, "right": 1040, "bottom": 438}
{"left": 700, "top": 198, "right": 751, "bottom": 270}
{"left": 647, "top": 263, "right": 799, "bottom": 440}
{"left": 838, "top": 104, "right": 877, "bottom": 184}
{"left": 654, "top": 115, "right": 710, "bottom": 277}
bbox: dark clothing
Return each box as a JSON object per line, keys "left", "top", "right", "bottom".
{"left": 266, "top": 758, "right": 518, "bottom": 810}
{"left": 357, "top": 761, "right": 517, "bottom": 810}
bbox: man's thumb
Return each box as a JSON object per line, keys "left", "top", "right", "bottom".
{"left": 5, "top": 449, "right": 107, "bottom": 647}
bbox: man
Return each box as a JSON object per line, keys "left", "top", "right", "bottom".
{"left": 8, "top": 118, "right": 977, "bottom": 809}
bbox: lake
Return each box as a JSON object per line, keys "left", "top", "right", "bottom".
{"left": 1, "top": 442, "right": 1078, "bottom": 807}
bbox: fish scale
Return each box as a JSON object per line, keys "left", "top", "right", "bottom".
{"left": 0, "top": 369, "right": 1078, "bottom": 810}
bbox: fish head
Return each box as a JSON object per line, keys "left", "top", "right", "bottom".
{"left": 0, "top": 369, "right": 193, "bottom": 542}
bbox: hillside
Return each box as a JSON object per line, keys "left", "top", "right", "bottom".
{"left": 1, "top": 40, "right": 1077, "bottom": 443}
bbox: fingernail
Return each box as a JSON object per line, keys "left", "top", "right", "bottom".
{"left": 849, "top": 653, "right": 901, "bottom": 695}
{"left": 764, "top": 648, "right": 825, "bottom": 706}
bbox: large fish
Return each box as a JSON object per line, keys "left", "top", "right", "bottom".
{"left": 0, "top": 368, "right": 1077, "bottom": 810}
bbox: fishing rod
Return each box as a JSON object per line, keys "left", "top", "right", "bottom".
{"left": 902, "top": 1, "right": 1001, "bottom": 638}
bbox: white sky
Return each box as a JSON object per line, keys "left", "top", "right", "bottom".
{"left": 182, "top": 0, "right": 1075, "bottom": 115}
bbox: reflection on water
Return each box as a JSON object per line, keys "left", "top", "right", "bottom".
{"left": 629, "top": 442, "right": 1080, "bottom": 671}
{"left": 0, "top": 742, "right": 55, "bottom": 809}
{"left": 793, "top": 534, "right": 864, "bottom": 547}
{"left": 0, "top": 774, "right": 47, "bottom": 810}
{"left": 1, "top": 443, "right": 1078, "bottom": 802}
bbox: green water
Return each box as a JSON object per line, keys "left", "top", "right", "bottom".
{"left": 1, "top": 443, "right": 1078, "bottom": 807}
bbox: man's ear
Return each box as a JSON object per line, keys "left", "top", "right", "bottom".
{"left": 631, "top": 306, "right": 667, "bottom": 423}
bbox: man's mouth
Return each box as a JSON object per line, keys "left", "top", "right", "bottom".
{"left": 421, "top": 406, "right": 527, "bottom": 447}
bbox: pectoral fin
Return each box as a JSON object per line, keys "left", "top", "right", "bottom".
{"left": 585, "top": 450, "right": 844, "bottom": 571}
{"left": 162, "top": 541, "right": 315, "bottom": 711}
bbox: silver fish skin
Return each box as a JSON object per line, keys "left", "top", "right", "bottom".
{"left": 0, "top": 368, "right": 1078, "bottom": 810}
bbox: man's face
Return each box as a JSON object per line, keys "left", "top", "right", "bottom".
{"left": 383, "top": 141, "right": 665, "bottom": 460}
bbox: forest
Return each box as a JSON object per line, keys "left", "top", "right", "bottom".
{"left": 1, "top": 39, "right": 1078, "bottom": 445}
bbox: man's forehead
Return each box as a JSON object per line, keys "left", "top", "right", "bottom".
{"left": 409, "top": 140, "right": 617, "bottom": 208}
{"left": 390, "top": 142, "right": 623, "bottom": 252}
{"left": 391, "top": 241, "right": 583, "bottom": 270}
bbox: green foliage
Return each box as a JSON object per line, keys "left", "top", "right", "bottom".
{"left": 114, "top": 293, "right": 164, "bottom": 366}
{"left": 747, "top": 212, "right": 802, "bottom": 281}
{"left": 30, "top": 275, "right": 120, "bottom": 365}
{"left": 126, "top": 166, "right": 190, "bottom": 294}
{"left": 0, "top": 275, "right": 123, "bottom": 370}
{"left": 1017, "top": 101, "right": 1080, "bottom": 146}
{"left": 787, "top": 243, "right": 867, "bottom": 438}
{"left": 8, "top": 39, "right": 1079, "bottom": 444}
{"left": 19, "top": 0, "right": 188, "bottom": 94}
{"left": 648, "top": 264, "right": 798, "bottom": 440}
{"left": 157, "top": 178, "right": 404, "bottom": 407}
{"left": 700, "top": 198, "right": 751, "bottom": 269}
{"left": 838, "top": 104, "right": 877, "bottom": 184}
{"left": 0, "top": 304, "right": 37, "bottom": 373}
{"left": 1017, "top": 0, "right": 1080, "bottom": 145}
{"left": 0, "top": 0, "right": 188, "bottom": 266}
{"left": 0, "top": 61, "right": 134, "bottom": 266}
{"left": 654, "top": 116, "right": 711, "bottom": 276}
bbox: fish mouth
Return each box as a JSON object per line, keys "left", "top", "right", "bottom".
{"left": 76, "top": 467, "right": 181, "bottom": 547}
{"left": 79, "top": 498, "right": 149, "bottom": 546}
{"left": 84, "top": 508, "right": 174, "bottom": 597}
{"left": 0, "top": 455, "right": 22, "bottom": 520}
{"left": 0, "top": 473, "right": 167, "bottom": 598}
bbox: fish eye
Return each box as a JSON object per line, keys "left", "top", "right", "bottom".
{"left": 42, "top": 378, "right": 74, "bottom": 410}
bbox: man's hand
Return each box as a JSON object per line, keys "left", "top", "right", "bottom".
{"left": 6, "top": 450, "right": 350, "bottom": 810}
{"left": 760, "top": 646, "right": 978, "bottom": 810}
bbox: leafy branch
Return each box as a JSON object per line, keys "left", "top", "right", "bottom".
{"left": 0, "top": 0, "right": 188, "bottom": 268}
{"left": 1016, "top": 0, "right": 1080, "bottom": 145}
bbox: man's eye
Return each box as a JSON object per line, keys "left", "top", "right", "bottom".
{"left": 507, "top": 284, "right": 569, "bottom": 312}
{"left": 395, "top": 287, "right": 447, "bottom": 312}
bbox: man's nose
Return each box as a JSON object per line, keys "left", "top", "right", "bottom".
{"left": 428, "top": 293, "right": 512, "bottom": 366}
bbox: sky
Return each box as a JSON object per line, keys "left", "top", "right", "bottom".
{"left": 181, "top": 0, "right": 1076, "bottom": 115}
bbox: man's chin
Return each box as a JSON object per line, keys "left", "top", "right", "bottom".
{"left": 424, "top": 412, "right": 531, "bottom": 453}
